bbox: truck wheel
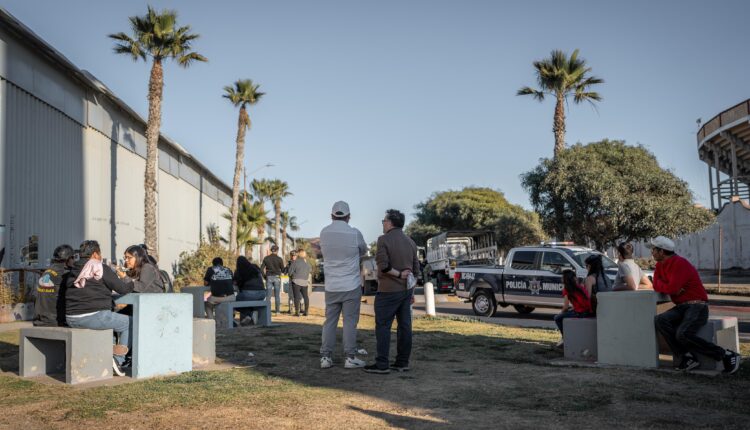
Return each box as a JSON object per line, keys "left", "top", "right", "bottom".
{"left": 513, "top": 305, "right": 535, "bottom": 314}
{"left": 472, "top": 290, "right": 496, "bottom": 317}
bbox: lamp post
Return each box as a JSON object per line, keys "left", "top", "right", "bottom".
{"left": 243, "top": 163, "right": 274, "bottom": 200}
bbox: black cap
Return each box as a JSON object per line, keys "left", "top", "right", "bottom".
{"left": 52, "top": 244, "right": 75, "bottom": 262}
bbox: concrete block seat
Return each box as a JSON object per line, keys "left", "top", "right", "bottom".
{"left": 563, "top": 318, "right": 597, "bottom": 361}
{"left": 694, "top": 316, "right": 740, "bottom": 371}
{"left": 182, "top": 286, "right": 210, "bottom": 318}
{"left": 20, "top": 327, "right": 113, "bottom": 384}
{"left": 216, "top": 300, "right": 271, "bottom": 329}
{"left": 597, "top": 291, "right": 661, "bottom": 368}
{"left": 193, "top": 318, "right": 216, "bottom": 367}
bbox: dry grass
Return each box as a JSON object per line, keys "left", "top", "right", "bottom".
{"left": 0, "top": 312, "right": 749, "bottom": 429}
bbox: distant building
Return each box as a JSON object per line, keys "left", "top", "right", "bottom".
{"left": 0, "top": 9, "right": 231, "bottom": 269}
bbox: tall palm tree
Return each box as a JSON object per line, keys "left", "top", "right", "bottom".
{"left": 517, "top": 49, "right": 603, "bottom": 158}
{"left": 268, "top": 179, "right": 292, "bottom": 255}
{"left": 280, "top": 211, "right": 299, "bottom": 262}
{"left": 110, "top": 6, "right": 207, "bottom": 258}
{"left": 251, "top": 179, "right": 275, "bottom": 258}
{"left": 223, "top": 198, "right": 267, "bottom": 257}
{"left": 223, "top": 79, "right": 264, "bottom": 254}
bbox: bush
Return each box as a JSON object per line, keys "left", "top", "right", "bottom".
{"left": 173, "top": 242, "right": 236, "bottom": 291}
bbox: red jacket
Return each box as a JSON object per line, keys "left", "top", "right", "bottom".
{"left": 652, "top": 254, "right": 708, "bottom": 304}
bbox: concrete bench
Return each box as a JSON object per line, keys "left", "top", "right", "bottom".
{"left": 563, "top": 318, "right": 597, "bottom": 361}
{"left": 182, "top": 286, "right": 210, "bottom": 318}
{"left": 193, "top": 318, "right": 215, "bottom": 367}
{"left": 694, "top": 317, "right": 740, "bottom": 370}
{"left": 20, "top": 327, "right": 113, "bottom": 384}
{"left": 597, "top": 291, "right": 661, "bottom": 368}
{"left": 216, "top": 300, "right": 271, "bottom": 329}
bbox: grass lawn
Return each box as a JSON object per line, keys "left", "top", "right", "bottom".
{"left": 1, "top": 311, "right": 749, "bottom": 429}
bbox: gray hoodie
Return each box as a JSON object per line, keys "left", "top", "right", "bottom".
{"left": 288, "top": 258, "right": 311, "bottom": 286}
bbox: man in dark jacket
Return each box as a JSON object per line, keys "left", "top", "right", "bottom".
{"left": 364, "top": 209, "right": 420, "bottom": 374}
{"left": 261, "top": 245, "right": 285, "bottom": 313}
{"left": 62, "top": 240, "right": 133, "bottom": 376}
{"left": 34, "top": 244, "right": 75, "bottom": 327}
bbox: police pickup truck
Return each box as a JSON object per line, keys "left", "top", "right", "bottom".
{"left": 454, "top": 243, "right": 619, "bottom": 316}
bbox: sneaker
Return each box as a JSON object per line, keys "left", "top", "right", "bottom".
{"left": 363, "top": 363, "right": 390, "bottom": 374}
{"left": 344, "top": 356, "right": 366, "bottom": 369}
{"left": 555, "top": 340, "right": 564, "bottom": 350}
{"left": 112, "top": 357, "right": 126, "bottom": 377}
{"left": 356, "top": 347, "right": 368, "bottom": 356}
{"left": 390, "top": 363, "right": 410, "bottom": 372}
{"left": 240, "top": 316, "right": 254, "bottom": 327}
{"left": 676, "top": 354, "right": 700, "bottom": 372}
{"left": 722, "top": 351, "right": 741, "bottom": 375}
{"left": 320, "top": 356, "right": 333, "bottom": 369}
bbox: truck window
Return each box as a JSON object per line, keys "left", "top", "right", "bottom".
{"left": 541, "top": 252, "right": 573, "bottom": 273}
{"left": 510, "top": 251, "right": 538, "bottom": 270}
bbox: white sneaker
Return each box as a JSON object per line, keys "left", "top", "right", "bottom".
{"left": 345, "top": 356, "right": 366, "bottom": 369}
{"left": 112, "top": 357, "right": 126, "bottom": 376}
{"left": 320, "top": 356, "right": 333, "bottom": 369}
{"left": 356, "top": 348, "right": 368, "bottom": 356}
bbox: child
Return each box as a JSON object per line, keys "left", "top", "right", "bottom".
{"left": 554, "top": 269, "right": 594, "bottom": 346}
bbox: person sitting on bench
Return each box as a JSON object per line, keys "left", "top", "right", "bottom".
{"left": 650, "top": 236, "right": 741, "bottom": 374}
{"left": 203, "top": 257, "right": 236, "bottom": 321}
{"left": 234, "top": 255, "right": 266, "bottom": 326}
{"left": 34, "top": 244, "right": 75, "bottom": 327}
{"left": 61, "top": 240, "right": 134, "bottom": 376}
{"left": 553, "top": 269, "right": 593, "bottom": 347}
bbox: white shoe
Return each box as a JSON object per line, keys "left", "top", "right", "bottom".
{"left": 112, "top": 357, "right": 126, "bottom": 376}
{"left": 345, "top": 356, "right": 366, "bottom": 369}
{"left": 320, "top": 356, "right": 333, "bottom": 369}
{"left": 356, "top": 348, "right": 368, "bottom": 356}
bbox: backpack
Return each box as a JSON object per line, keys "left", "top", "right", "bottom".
{"left": 160, "top": 269, "right": 174, "bottom": 293}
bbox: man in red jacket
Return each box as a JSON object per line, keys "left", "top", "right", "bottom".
{"left": 651, "top": 236, "right": 740, "bottom": 374}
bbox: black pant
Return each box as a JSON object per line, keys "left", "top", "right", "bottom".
{"left": 292, "top": 283, "right": 309, "bottom": 315}
{"left": 655, "top": 303, "right": 725, "bottom": 360}
{"left": 375, "top": 290, "right": 413, "bottom": 369}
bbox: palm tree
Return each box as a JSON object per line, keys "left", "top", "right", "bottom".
{"left": 268, "top": 180, "right": 292, "bottom": 255}
{"left": 223, "top": 79, "right": 264, "bottom": 254}
{"left": 280, "top": 211, "right": 299, "bottom": 262}
{"left": 251, "top": 179, "right": 275, "bottom": 258}
{"left": 517, "top": 49, "right": 603, "bottom": 158}
{"left": 223, "top": 198, "right": 267, "bottom": 257}
{"left": 110, "top": 6, "right": 207, "bottom": 258}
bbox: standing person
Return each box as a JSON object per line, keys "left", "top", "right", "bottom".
{"left": 612, "top": 242, "right": 652, "bottom": 291}
{"left": 203, "top": 257, "right": 236, "bottom": 324}
{"left": 283, "top": 251, "right": 298, "bottom": 313}
{"left": 261, "top": 245, "right": 285, "bottom": 314}
{"left": 553, "top": 269, "right": 593, "bottom": 346}
{"left": 62, "top": 240, "right": 134, "bottom": 376}
{"left": 288, "top": 249, "right": 312, "bottom": 316}
{"left": 119, "top": 245, "right": 164, "bottom": 293}
{"left": 364, "top": 209, "right": 419, "bottom": 374}
{"left": 234, "top": 256, "right": 266, "bottom": 326}
{"left": 34, "top": 244, "right": 75, "bottom": 327}
{"left": 319, "top": 201, "right": 368, "bottom": 369}
{"left": 650, "top": 236, "right": 741, "bottom": 374}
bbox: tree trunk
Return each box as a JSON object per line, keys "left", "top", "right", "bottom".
{"left": 229, "top": 106, "right": 248, "bottom": 255}
{"left": 281, "top": 227, "right": 287, "bottom": 262}
{"left": 552, "top": 94, "right": 566, "bottom": 158}
{"left": 144, "top": 59, "right": 164, "bottom": 260}
{"left": 274, "top": 200, "right": 281, "bottom": 260}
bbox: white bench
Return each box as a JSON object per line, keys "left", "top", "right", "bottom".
{"left": 216, "top": 300, "right": 271, "bottom": 329}
{"left": 563, "top": 318, "right": 597, "bottom": 361}
{"left": 193, "top": 318, "right": 215, "bottom": 367}
{"left": 694, "top": 317, "right": 740, "bottom": 370}
{"left": 20, "top": 327, "right": 113, "bottom": 384}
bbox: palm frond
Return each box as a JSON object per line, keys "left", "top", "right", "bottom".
{"left": 517, "top": 86, "right": 545, "bottom": 101}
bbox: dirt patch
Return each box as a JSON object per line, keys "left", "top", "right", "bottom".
{"left": 1, "top": 312, "right": 749, "bottom": 429}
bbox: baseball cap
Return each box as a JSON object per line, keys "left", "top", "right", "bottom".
{"left": 52, "top": 244, "right": 75, "bottom": 262}
{"left": 271, "top": 245, "right": 279, "bottom": 252}
{"left": 647, "top": 236, "right": 675, "bottom": 252}
{"left": 331, "top": 201, "right": 350, "bottom": 217}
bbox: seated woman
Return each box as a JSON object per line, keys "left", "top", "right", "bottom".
{"left": 612, "top": 242, "right": 652, "bottom": 291}
{"left": 234, "top": 256, "right": 266, "bottom": 326}
{"left": 554, "top": 269, "right": 593, "bottom": 346}
{"left": 120, "top": 245, "right": 165, "bottom": 293}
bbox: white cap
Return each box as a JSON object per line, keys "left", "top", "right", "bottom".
{"left": 331, "top": 201, "right": 350, "bottom": 217}
{"left": 647, "top": 236, "right": 675, "bottom": 252}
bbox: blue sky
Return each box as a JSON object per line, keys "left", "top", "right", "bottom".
{"left": 4, "top": 0, "right": 748, "bottom": 243}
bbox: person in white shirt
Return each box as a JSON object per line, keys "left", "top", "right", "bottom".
{"left": 319, "top": 201, "right": 368, "bottom": 369}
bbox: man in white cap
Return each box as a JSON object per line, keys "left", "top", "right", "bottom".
{"left": 650, "top": 236, "right": 741, "bottom": 374}
{"left": 318, "top": 201, "right": 368, "bottom": 369}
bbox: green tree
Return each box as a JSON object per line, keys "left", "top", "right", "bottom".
{"left": 521, "top": 139, "right": 715, "bottom": 250}
{"left": 110, "top": 6, "right": 207, "bottom": 259}
{"left": 223, "top": 79, "right": 264, "bottom": 255}
{"left": 222, "top": 196, "right": 267, "bottom": 256}
{"left": 267, "top": 179, "right": 292, "bottom": 259}
{"left": 280, "top": 211, "right": 299, "bottom": 260}
{"left": 405, "top": 187, "right": 545, "bottom": 252}
{"left": 517, "top": 49, "right": 603, "bottom": 158}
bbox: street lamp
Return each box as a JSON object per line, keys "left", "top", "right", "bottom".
{"left": 243, "top": 163, "right": 274, "bottom": 198}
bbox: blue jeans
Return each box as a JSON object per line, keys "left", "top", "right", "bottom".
{"left": 374, "top": 290, "right": 413, "bottom": 369}
{"left": 554, "top": 310, "right": 593, "bottom": 334}
{"left": 266, "top": 276, "right": 282, "bottom": 312}
{"left": 67, "top": 310, "right": 131, "bottom": 364}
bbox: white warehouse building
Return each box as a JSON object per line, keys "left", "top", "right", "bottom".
{"left": 0, "top": 9, "right": 231, "bottom": 271}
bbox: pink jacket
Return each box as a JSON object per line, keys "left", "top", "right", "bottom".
{"left": 73, "top": 259, "right": 103, "bottom": 288}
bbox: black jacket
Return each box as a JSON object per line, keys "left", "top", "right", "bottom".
{"left": 62, "top": 259, "right": 133, "bottom": 316}
{"left": 132, "top": 262, "right": 165, "bottom": 293}
{"left": 34, "top": 263, "right": 67, "bottom": 327}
